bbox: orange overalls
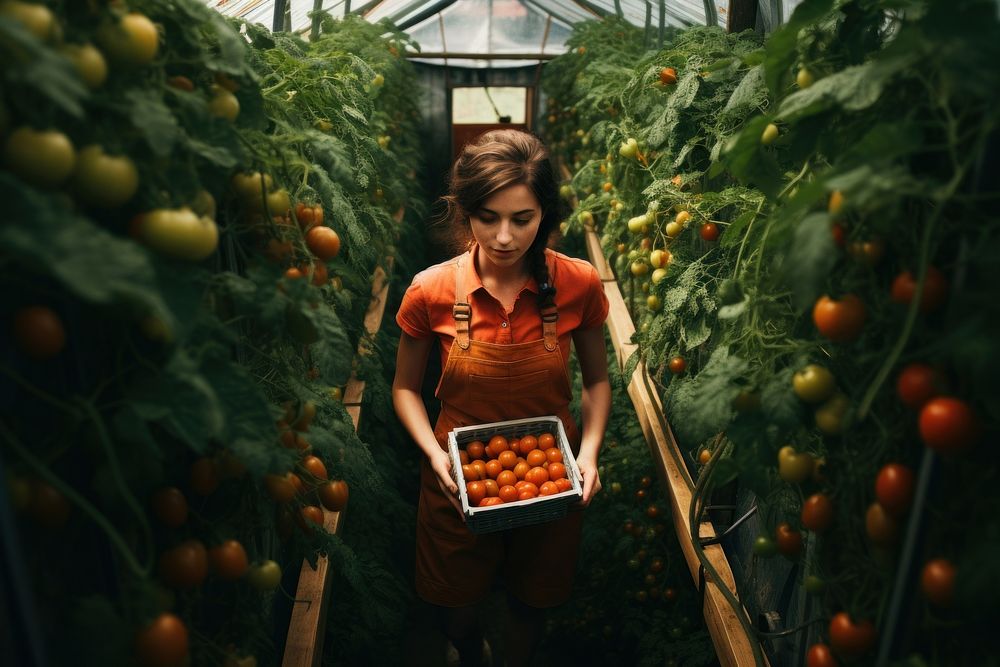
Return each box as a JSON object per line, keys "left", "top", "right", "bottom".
{"left": 416, "top": 252, "right": 584, "bottom": 609}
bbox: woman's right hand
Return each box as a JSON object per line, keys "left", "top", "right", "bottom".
{"left": 429, "top": 449, "right": 464, "bottom": 518}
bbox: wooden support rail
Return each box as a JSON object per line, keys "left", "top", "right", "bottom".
{"left": 583, "top": 229, "right": 767, "bottom": 667}
{"left": 282, "top": 210, "right": 402, "bottom": 667}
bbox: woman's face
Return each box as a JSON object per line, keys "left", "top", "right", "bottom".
{"left": 468, "top": 183, "right": 542, "bottom": 272}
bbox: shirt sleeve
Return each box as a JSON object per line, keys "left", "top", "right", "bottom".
{"left": 580, "top": 265, "right": 610, "bottom": 329}
{"left": 396, "top": 278, "right": 432, "bottom": 338}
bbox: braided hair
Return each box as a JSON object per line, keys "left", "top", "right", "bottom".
{"left": 440, "top": 129, "right": 563, "bottom": 310}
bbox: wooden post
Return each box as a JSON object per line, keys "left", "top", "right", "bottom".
{"left": 727, "top": 0, "right": 758, "bottom": 33}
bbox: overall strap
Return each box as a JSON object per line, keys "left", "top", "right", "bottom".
{"left": 541, "top": 254, "right": 558, "bottom": 352}
{"left": 452, "top": 253, "right": 471, "bottom": 350}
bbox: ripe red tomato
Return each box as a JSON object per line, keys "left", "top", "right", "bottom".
{"left": 874, "top": 463, "right": 914, "bottom": 517}
{"left": 299, "top": 505, "right": 324, "bottom": 534}
{"left": 13, "top": 305, "right": 66, "bottom": 359}
{"left": 699, "top": 222, "right": 719, "bottom": 241}
{"left": 920, "top": 558, "right": 956, "bottom": 607}
{"left": 318, "top": 480, "right": 349, "bottom": 512}
{"left": 659, "top": 66, "right": 677, "bottom": 85}
{"left": 896, "top": 363, "right": 943, "bottom": 409}
{"left": 775, "top": 522, "right": 803, "bottom": 559}
{"left": 209, "top": 540, "right": 249, "bottom": 580}
{"left": 306, "top": 226, "right": 341, "bottom": 260}
{"left": 466, "top": 441, "right": 486, "bottom": 460}
{"left": 467, "top": 481, "right": 487, "bottom": 506}
{"left": 865, "top": 502, "right": 900, "bottom": 547}
{"left": 806, "top": 643, "right": 839, "bottom": 667}
{"left": 801, "top": 493, "right": 833, "bottom": 532}
{"left": 158, "top": 540, "right": 208, "bottom": 589}
{"left": 813, "top": 294, "right": 866, "bottom": 342}
{"left": 150, "top": 487, "right": 188, "bottom": 528}
{"left": 264, "top": 473, "right": 297, "bottom": 504}
{"left": 135, "top": 612, "right": 188, "bottom": 667}
{"left": 668, "top": 356, "right": 686, "bottom": 375}
{"left": 828, "top": 612, "right": 876, "bottom": 658}
{"left": 918, "top": 397, "right": 978, "bottom": 452}
{"left": 300, "top": 455, "right": 328, "bottom": 481}
{"left": 890, "top": 266, "right": 948, "bottom": 313}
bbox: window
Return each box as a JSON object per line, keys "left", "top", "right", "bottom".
{"left": 452, "top": 87, "right": 528, "bottom": 124}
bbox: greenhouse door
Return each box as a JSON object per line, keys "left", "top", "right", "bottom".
{"left": 451, "top": 86, "right": 533, "bottom": 161}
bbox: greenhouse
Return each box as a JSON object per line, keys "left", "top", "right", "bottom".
{"left": 1, "top": 0, "right": 997, "bottom": 665}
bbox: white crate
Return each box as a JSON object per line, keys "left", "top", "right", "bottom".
{"left": 447, "top": 415, "right": 584, "bottom": 534}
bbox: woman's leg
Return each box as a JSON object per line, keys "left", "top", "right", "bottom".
{"left": 504, "top": 593, "right": 545, "bottom": 667}
{"left": 438, "top": 604, "right": 485, "bottom": 667}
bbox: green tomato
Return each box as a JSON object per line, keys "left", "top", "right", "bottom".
{"left": 3, "top": 126, "right": 76, "bottom": 188}
{"left": 815, "top": 393, "right": 850, "bottom": 435}
{"left": 247, "top": 560, "right": 282, "bottom": 591}
{"left": 60, "top": 43, "right": 108, "bottom": 90}
{"left": 761, "top": 123, "right": 779, "bottom": 145}
{"left": 777, "top": 445, "right": 814, "bottom": 484}
{"left": 266, "top": 189, "right": 291, "bottom": 217}
{"left": 137, "top": 207, "right": 219, "bottom": 261}
{"left": 803, "top": 575, "right": 826, "bottom": 594}
{"left": 796, "top": 67, "right": 815, "bottom": 89}
{"left": 665, "top": 221, "right": 682, "bottom": 238}
{"left": 70, "top": 145, "right": 139, "bottom": 208}
{"left": 651, "top": 267, "right": 668, "bottom": 285}
{"left": 618, "top": 137, "right": 638, "bottom": 159}
{"left": 231, "top": 171, "right": 273, "bottom": 207}
{"left": 627, "top": 214, "right": 649, "bottom": 234}
{"left": 793, "top": 364, "right": 836, "bottom": 403}
{"left": 752, "top": 535, "right": 777, "bottom": 558}
{"left": 97, "top": 12, "right": 159, "bottom": 66}
{"left": 371, "top": 73, "right": 384, "bottom": 87}
{"left": 0, "top": 1, "right": 57, "bottom": 41}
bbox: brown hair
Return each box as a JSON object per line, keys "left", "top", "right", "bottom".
{"left": 440, "top": 129, "right": 562, "bottom": 310}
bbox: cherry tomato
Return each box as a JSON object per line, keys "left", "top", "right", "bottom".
{"left": 61, "top": 42, "right": 108, "bottom": 90}
{"left": 814, "top": 393, "right": 850, "bottom": 435}
{"left": 70, "top": 145, "right": 139, "bottom": 208}
{"left": 189, "top": 457, "right": 219, "bottom": 496}
{"left": 775, "top": 522, "right": 803, "bottom": 559}
{"left": 306, "top": 226, "right": 341, "bottom": 260}
{"left": 890, "top": 266, "right": 948, "bottom": 313}
{"left": 264, "top": 473, "right": 297, "bottom": 504}
{"left": 847, "top": 238, "right": 884, "bottom": 266}
{"left": 209, "top": 540, "right": 249, "bottom": 580}
{"left": 828, "top": 612, "right": 876, "bottom": 658}
{"left": 135, "top": 612, "right": 188, "bottom": 667}
{"left": 699, "top": 222, "right": 719, "bottom": 242}
{"left": 151, "top": 487, "right": 188, "bottom": 528}
{"left": 920, "top": 558, "right": 956, "bottom": 607}
{"left": 207, "top": 85, "right": 240, "bottom": 121}
{"left": 97, "top": 12, "right": 159, "bottom": 66}
{"left": 806, "top": 643, "right": 839, "bottom": 667}
{"left": 919, "top": 397, "right": 978, "bottom": 452}
{"left": 0, "top": 0, "right": 57, "bottom": 40}
{"left": 318, "top": 480, "right": 349, "bottom": 512}
{"left": 865, "top": 502, "right": 900, "bottom": 547}
{"left": 778, "top": 446, "right": 814, "bottom": 483}
{"left": 166, "top": 75, "right": 195, "bottom": 91}
{"left": 3, "top": 126, "right": 76, "bottom": 188}
{"left": 896, "top": 363, "right": 943, "bottom": 409}
{"left": 668, "top": 356, "right": 686, "bottom": 375}
{"left": 136, "top": 208, "right": 219, "bottom": 261}
{"left": 659, "top": 66, "right": 677, "bottom": 85}
{"left": 792, "top": 364, "right": 836, "bottom": 403}
{"left": 813, "top": 294, "right": 866, "bottom": 342}
{"left": 761, "top": 123, "right": 779, "bottom": 145}
{"left": 801, "top": 493, "right": 833, "bottom": 532}
{"left": 158, "top": 540, "right": 208, "bottom": 589}
{"left": 13, "top": 305, "right": 66, "bottom": 359}
{"left": 874, "top": 463, "right": 914, "bottom": 517}
{"left": 247, "top": 560, "right": 282, "bottom": 592}
{"left": 752, "top": 535, "right": 777, "bottom": 557}
{"left": 298, "top": 505, "right": 324, "bottom": 534}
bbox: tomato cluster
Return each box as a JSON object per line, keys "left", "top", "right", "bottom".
{"left": 458, "top": 432, "right": 574, "bottom": 507}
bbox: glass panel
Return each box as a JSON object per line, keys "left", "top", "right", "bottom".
{"left": 452, "top": 87, "right": 527, "bottom": 122}
{"left": 365, "top": 0, "right": 419, "bottom": 21}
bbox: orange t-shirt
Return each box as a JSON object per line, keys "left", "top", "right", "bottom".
{"left": 396, "top": 245, "right": 610, "bottom": 369}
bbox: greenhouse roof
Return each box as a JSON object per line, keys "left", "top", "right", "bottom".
{"left": 205, "top": 0, "right": 736, "bottom": 67}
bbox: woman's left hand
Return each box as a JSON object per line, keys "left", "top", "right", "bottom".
{"left": 574, "top": 455, "right": 601, "bottom": 508}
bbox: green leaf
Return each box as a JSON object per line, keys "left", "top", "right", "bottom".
{"left": 0, "top": 175, "right": 169, "bottom": 313}
{"left": 131, "top": 351, "right": 225, "bottom": 453}
{"left": 68, "top": 596, "right": 129, "bottom": 667}
{"left": 123, "top": 90, "right": 181, "bottom": 157}
{"left": 665, "top": 346, "right": 745, "bottom": 446}
{"left": 782, "top": 212, "right": 837, "bottom": 309}
{"left": 716, "top": 116, "right": 783, "bottom": 197}
{"left": 681, "top": 315, "right": 712, "bottom": 348}
{"left": 759, "top": 366, "right": 801, "bottom": 430}
{"left": 309, "top": 306, "right": 354, "bottom": 385}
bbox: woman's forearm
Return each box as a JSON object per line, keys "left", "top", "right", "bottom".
{"left": 578, "top": 377, "right": 611, "bottom": 461}
{"left": 392, "top": 386, "right": 445, "bottom": 460}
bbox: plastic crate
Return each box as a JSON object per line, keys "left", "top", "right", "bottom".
{"left": 447, "top": 415, "right": 584, "bottom": 534}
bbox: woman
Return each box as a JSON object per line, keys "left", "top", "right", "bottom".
{"left": 392, "top": 129, "right": 611, "bottom": 667}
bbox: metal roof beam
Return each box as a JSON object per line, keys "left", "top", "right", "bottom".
{"left": 405, "top": 51, "right": 559, "bottom": 59}
{"left": 396, "top": 0, "right": 458, "bottom": 30}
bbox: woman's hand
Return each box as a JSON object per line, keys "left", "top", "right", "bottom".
{"left": 429, "top": 449, "right": 464, "bottom": 517}
{"left": 574, "top": 455, "right": 602, "bottom": 508}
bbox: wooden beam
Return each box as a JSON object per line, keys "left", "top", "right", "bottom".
{"left": 584, "top": 229, "right": 766, "bottom": 667}
{"left": 727, "top": 0, "right": 758, "bottom": 33}
{"left": 281, "top": 208, "right": 403, "bottom": 667}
